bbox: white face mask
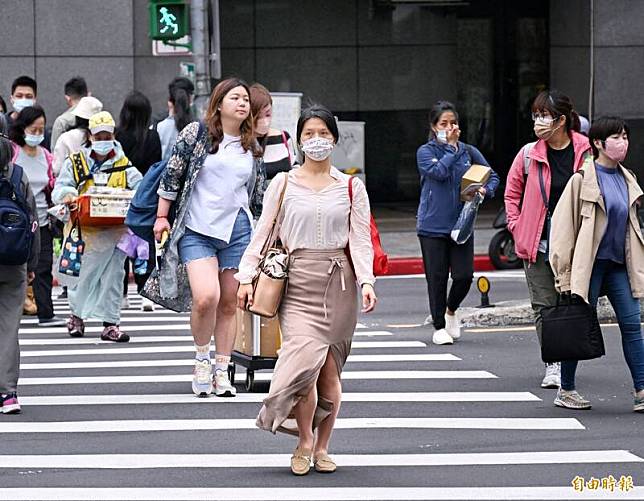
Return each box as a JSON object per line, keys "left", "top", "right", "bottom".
{"left": 24, "top": 133, "right": 44, "bottom": 147}
{"left": 255, "top": 117, "right": 270, "bottom": 136}
{"left": 301, "top": 137, "right": 335, "bottom": 162}
{"left": 435, "top": 129, "right": 448, "bottom": 143}
{"left": 12, "top": 98, "right": 35, "bottom": 113}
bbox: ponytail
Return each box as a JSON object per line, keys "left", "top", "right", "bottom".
{"left": 168, "top": 77, "right": 195, "bottom": 133}
{"left": 569, "top": 110, "right": 581, "bottom": 133}
{"left": 173, "top": 88, "right": 193, "bottom": 132}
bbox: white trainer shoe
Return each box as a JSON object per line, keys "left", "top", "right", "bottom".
{"left": 192, "top": 359, "right": 213, "bottom": 397}
{"left": 214, "top": 369, "right": 237, "bottom": 397}
{"left": 445, "top": 312, "right": 461, "bottom": 340}
{"left": 121, "top": 296, "right": 130, "bottom": 310}
{"left": 541, "top": 362, "right": 561, "bottom": 389}
{"left": 141, "top": 297, "right": 155, "bottom": 312}
{"left": 432, "top": 328, "right": 454, "bottom": 345}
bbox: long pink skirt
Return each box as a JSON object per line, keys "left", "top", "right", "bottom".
{"left": 256, "top": 248, "right": 358, "bottom": 435}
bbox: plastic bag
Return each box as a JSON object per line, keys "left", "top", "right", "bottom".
{"left": 451, "top": 192, "right": 483, "bottom": 244}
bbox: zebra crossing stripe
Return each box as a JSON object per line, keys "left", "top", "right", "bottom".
{"left": 0, "top": 417, "right": 584, "bottom": 433}
{"left": 20, "top": 315, "right": 192, "bottom": 325}
{"left": 0, "top": 450, "right": 638, "bottom": 468}
{"left": 17, "top": 370, "right": 496, "bottom": 386}
{"left": 19, "top": 341, "right": 426, "bottom": 357}
{"left": 5, "top": 487, "right": 644, "bottom": 501}
{"left": 17, "top": 392, "right": 540, "bottom": 406}
{"left": 18, "top": 331, "right": 392, "bottom": 342}
{"left": 6, "top": 487, "right": 644, "bottom": 501}
{"left": 20, "top": 353, "right": 460, "bottom": 370}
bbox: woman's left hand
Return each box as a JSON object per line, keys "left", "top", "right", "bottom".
{"left": 361, "top": 283, "right": 378, "bottom": 313}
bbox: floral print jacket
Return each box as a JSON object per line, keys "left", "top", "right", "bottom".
{"left": 143, "top": 121, "right": 266, "bottom": 312}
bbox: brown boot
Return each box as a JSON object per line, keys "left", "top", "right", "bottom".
{"left": 290, "top": 447, "right": 312, "bottom": 476}
{"left": 23, "top": 286, "right": 38, "bottom": 316}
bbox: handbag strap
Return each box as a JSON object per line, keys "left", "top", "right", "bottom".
{"left": 260, "top": 173, "right": 289, "bottom": 256}
{"left": 537, "top": 162, "right": 549, "bottom": 212}
{"left": 281, "top": 131, "right": 292, "bottom": 166}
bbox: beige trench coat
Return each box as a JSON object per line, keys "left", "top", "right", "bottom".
{"left": 549, "top": 160, "right": 644, "bottom": 302}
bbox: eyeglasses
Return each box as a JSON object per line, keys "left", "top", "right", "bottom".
{"left": 531, "top": 113, "right": 560, "bottom": 122}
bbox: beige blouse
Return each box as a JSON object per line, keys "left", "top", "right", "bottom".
{"left": 236, "top": 167, "right": 375, "bottom": 286}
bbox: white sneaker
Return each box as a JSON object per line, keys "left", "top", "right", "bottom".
{"left": 432, "top": 328, "right": 454, "bottom": 345}
{"left": 192, "top": 359, "right": 213, "bottom": 397}
{"left": 445, "top": 312, "right": 461, "bottom": 340}
{"left": 541, "top": 362, "right": 561, "bottom": 389}
{"left": 121, "top": 296, "right": 130, "bottom": 310}
{"left": 141, "top": 297, "right": 155, "bottom": 312}
{"left": 214, "top": 369, "right": 237, "bottom": 397}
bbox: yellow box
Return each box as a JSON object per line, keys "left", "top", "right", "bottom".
{"left": 234, "top": 309, "right": 282, "bottom": 358}
{"left": 461, "top": 164, "right": 492, "bottom": 200}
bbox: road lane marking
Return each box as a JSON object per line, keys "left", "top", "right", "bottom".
{"left": 5, "top": 487, "right": 644, "bottom": 500}
{"left": 20, "top": 341, "right": 426, "bottom": 356}
{"left": 17, "top": 371, "right": 496, "bottom": 386}
{"left": 19, "top": 331, "right": 392, "bottom": 341}
{"left": 18, "top": 392, "right": 539, "bottom": 406}
{"left": 20, "top": 354, "right": 460, "bottom": 370}
{"left": 0, "top": 417, "right": 584, "bottom": 433}
{"left": 21, "top": 316, "right": 192, "bottom": 325}
{"left": 0, "top": 450, "right": 637, "bottom": 469}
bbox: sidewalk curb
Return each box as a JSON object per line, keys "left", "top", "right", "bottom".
{"left": 386, "top": 255, "right": 495, "bottom": 276}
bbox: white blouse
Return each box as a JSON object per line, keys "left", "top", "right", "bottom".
{"left": 235, "top": 167, "right": 375, "bottom": 286}
{"left": 185, "top": 134, "right": 254, "bottom": 242}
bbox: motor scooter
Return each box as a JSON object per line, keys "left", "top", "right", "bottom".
{"left": 489, "top": 207, "right": 522, "bottom": 270}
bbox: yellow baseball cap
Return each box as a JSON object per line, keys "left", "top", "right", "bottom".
{"left": 88, "top": 111, "right": 115, "bottom": 134}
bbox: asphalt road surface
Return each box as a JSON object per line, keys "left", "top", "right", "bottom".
{"left": 2, "top": 272, "right": 643, "bottom": 500}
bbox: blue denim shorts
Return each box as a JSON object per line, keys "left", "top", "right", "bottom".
{"left": 179, "top": 210, "right": 252, "bottom": 269}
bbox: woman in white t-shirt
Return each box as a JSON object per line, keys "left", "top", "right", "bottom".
{"left": 9, "top": 105, "right": 62, "bottom": 327}
{"left": 152, "top": 78, "right": 264, "bottom": 398}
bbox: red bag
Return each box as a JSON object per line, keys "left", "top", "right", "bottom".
{"left": 346, "top": 176, "right": 389, "bottom": 276}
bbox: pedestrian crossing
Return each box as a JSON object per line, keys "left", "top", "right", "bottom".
{"left": 3, "top": 290, "right": 643, "bottom": 500}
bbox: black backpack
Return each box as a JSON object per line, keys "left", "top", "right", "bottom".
{"left": 0, "top": 165, "right": 35, "bottom": 265}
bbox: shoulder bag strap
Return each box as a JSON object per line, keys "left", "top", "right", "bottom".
{"left": 281, "top": 131, "right": 292, "bottom": 165}
{"left": 260, "top": 173, "right": 289, "bottom": 256}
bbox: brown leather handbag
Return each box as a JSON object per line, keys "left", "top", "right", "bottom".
{"left": 247, "top": 175, "right": 289, "bottom": 318}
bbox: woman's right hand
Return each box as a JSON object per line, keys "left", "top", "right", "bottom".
{"left": 447, "top": 125, "right": 460, "bottom": 146}
{"left": 153, "top": 217, "right": 171, "bottom": 243}
{"left": 237, "top": 283, "right": 254, "bottom": 310}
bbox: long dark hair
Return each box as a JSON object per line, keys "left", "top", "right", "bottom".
{"left": 531, "top": 90, "right": 581, "bottom": 133}
{"left": 204, "top": 77, "right": 261, "bottom": 157}
{"left": 428, "top": 100, "right": 459, "bottom": 140}
{"left": 9, "top": 105, "right": 46, "bottom": 147}
{"left": 117, "top": 90, "right": 152, "bottom": 157}
{"left": 168, "top": 77, "right": 194, "bottom": 132}
{"left": 74, "top": 116, "right": 92, "bottom": 147}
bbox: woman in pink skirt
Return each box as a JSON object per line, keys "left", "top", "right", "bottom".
{"left": 237, "top": 104, "right": 377, "bottom": 476}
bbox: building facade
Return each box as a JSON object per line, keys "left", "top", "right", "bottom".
{"left": 1, "top": 0, "right": 642, "bottom": 202}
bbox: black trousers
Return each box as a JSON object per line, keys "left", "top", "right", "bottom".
{"left": 33, "top": 225, "right": 55, "bottom": 321}
{"left": 419, "top": 235, "right": 474, "bottom": 330}
{"left": 123, "top": 238, "right": 156, "bottom": 295}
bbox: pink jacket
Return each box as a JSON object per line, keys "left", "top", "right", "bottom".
{"left": 504, "top": 131, "right": 591, "bottom": 263}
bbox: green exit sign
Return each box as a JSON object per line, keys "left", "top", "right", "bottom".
{"left": 149, "top": 0, "right": 189, "bottom": 41}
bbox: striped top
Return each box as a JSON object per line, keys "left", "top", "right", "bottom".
{"left": 261, "top": 131, "right": 296, "bottom": 179}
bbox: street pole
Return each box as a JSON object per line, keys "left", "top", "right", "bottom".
{"left": 190, "top": 0, "right": 211, "bottom": 118}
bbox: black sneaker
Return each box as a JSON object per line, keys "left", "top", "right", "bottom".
{"left": 1, "top": 392, "right": 21, "bottom": 414}
{"left": 57, "top": 288, "right": 68, "bottom": 300}
{"left": 39, "top": 316, "right": 67, "bottom": 327}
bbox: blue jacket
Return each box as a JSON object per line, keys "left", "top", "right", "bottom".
{"left": 416, "top": 139, "right": 499, "bottom": 236}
